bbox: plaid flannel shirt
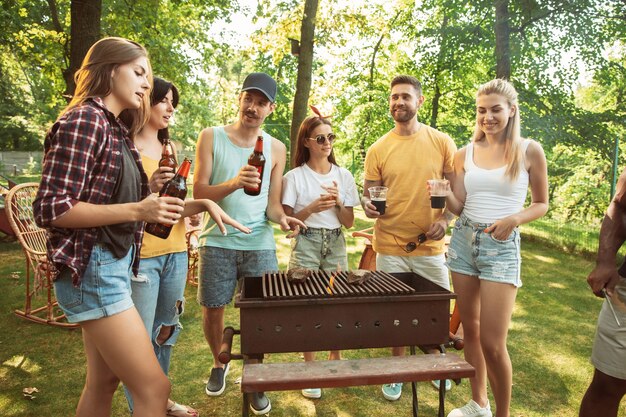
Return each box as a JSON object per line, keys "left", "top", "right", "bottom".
{"left": 33, "top": 98, "right": 149, "bottom": 286}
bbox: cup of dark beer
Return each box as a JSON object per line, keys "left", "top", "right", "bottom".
{"left": 368, "top": 186, "right": 388, "bottom": 215}
{"left": 427, "top": 179, "right": 447, "bottom": 209}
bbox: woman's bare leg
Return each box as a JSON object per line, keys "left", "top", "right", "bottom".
{"left": 78, "top": 308, "right": 170, "bottom": 417}
{"left": 452, "top": 272, "right": 490, "bottom": 407}
{"left": 479, "top": 281, "right": 517, "bottom": 417}
{"left": 76, "top": 326, "right": 120, "bottom": 417}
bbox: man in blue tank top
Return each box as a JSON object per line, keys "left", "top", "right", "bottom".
{"left": 193, "top": 72, "right": 305, "bottom": 415}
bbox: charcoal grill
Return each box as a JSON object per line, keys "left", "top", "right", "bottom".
{"left": 233, "top": 270, "right": 454, "bottom": 356}
{"left": 220, "top": 270, "right": 459, "bottom": 417}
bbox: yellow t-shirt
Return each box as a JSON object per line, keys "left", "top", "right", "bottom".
{"left": 140, "top": 154, "right": 187, "bottom": 258}
{"left": 364, "top": 125, "right": 456, "bottom": 256}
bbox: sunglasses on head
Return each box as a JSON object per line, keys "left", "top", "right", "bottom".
{"left": 393, "top": 233, "right": 427, "bottom": 253}
{"left": 308, "top": 133, "right": 336, "bottom": 145}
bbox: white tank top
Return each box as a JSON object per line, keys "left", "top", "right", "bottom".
{"left": 462, "top": 139, "right": 531, "bottom": 223}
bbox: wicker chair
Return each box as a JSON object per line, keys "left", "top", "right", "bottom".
{"left": 5, "top": 182, "right": 77, "bottom": 328}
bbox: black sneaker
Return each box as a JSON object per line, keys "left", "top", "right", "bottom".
{"left": 205, "top": 362, "right": 229, "bottom": 396}
{"left": 249, "top": 391, "right": 271, "bottom": 415}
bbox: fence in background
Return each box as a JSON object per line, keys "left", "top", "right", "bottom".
{"left": 521, "top": 218, "right": 600, "bottom": 255}
{"left": 0, "top": 150, "right": 198, "bottom": 176}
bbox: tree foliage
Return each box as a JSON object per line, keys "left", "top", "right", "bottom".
{"left": 1, "top": 0, "right": 625, "bottom": 223}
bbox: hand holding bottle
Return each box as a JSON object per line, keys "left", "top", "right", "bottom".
{"left": 139, "top": 194, "right": 184, "bottom": 225}
{"left": 149, "top": 166, "right": 175, "bottom": 193}
{"left": 234, "top": 165, "right": 261, "bottom": 190}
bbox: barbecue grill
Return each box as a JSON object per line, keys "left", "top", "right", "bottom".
{"left": 220, "top": 270, "right": 463, "bottom": 417}
{"left": 235, "top": 270, "right": 454, "bottom": 356}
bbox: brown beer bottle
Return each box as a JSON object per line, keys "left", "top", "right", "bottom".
{"left": 243, "top": 135, "right": 266, "bottom": 196}
{"left": 145, "top": 158, "right": 191, "bottom": 239}
{"left": 158, "top": 138, "right": 177, "bottom": 170}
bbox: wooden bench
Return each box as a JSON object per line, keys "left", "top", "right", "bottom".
{"left": 240, "top": 353, "right": 474, "bottom": 417}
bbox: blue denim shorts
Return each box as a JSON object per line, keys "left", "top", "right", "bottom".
{"left": 446, "top": 214, "right": 522, "bottom": 287}
{"left": 288, "top": 227, "right": 348, "bottom": 271}
{"left": 197, "top": 246, "right": 278, "bottom": 308}
{"left": 53, "top": 244, "right": 135, "bottom": 323}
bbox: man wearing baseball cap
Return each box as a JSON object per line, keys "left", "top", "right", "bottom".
{"left": 193, "top": 72, "right": 304, "bottom": 415}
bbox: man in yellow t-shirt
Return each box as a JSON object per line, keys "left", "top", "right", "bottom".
{"left": 362, "top": 74, "right": 457, "bottom": 401}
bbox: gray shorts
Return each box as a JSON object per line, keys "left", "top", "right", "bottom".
{"left": 591, "top": 277, "right": 626, "bottom": 379}
{"left": 196, "top": 246, "right": 278, "bottom": 308}
{"left": 288, "top": 227, "right": 348, "bottom": 271}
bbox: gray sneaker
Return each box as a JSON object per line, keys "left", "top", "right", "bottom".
{"left": 249, "top": 392, "right": 271, "bottom": 415}
{"left": 205, "top": 363, "right": 229, "bottom": 396}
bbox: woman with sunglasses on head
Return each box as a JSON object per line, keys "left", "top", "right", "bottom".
{"left": 122, "top": 77, "right": 250, "bottom": 417}
{"left": 442, "top": 79, "right": 548, "bottom": 417}
{"left": 281, "top": 107, "right": 360, "bottom": 400}
{"left": 33, "top": 37, "right": 183, "bottom": 417}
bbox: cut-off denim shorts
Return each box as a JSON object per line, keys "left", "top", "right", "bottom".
{"left": 288, "top": 227, "right": 348, "bottom": 271}
{"left": 53, "top": 244, "right": 135, "bottom": 323}
{"left": 446, "top": 213, "right": 522, "bottom": 287}
{"left": 197, "top": 246, "right": 278, "bottom": 308}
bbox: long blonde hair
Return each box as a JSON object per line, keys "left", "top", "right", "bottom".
{"left": 472, "top": 79, "right": 523, "bottom": 181}
{"left": 62, "top": 37, "right": 152, "bottom": 137}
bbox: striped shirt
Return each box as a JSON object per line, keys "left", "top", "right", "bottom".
{"left": 33, "top": 98, "right": 149, "bottom": 285}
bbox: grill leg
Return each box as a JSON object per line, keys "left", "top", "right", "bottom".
{"left": 438, "top": 379, "right": 446, "bottom": 417}
{"left": 242, "top": 392, "right": 250, "bottom": 417}
{"left": 411, "top": 381, "right": 419, "bottom": 417}
{"left": 409, "top": 346, "right": 419, "bottom": 417}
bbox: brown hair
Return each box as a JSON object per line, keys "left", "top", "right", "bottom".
{"left": 294, "top": 116, "right": 337, "bottom": 167}
{"left": 390, "top": 75, "right": 422, "bottom": 96}
{"left": 472, "top": 79, "right": 523, "bottom": 181}
{"left": 63, "top": 37, "right": 152, "bottom": 137}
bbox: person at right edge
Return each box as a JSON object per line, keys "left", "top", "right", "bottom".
{"left": 193, "top": 72, "right": 305, "bottom": 415}
{"left": 442, "top": 79, "right": 548, "bottom": 417}
{"left": 362, "top": 74, "right": 457, "bottom": 402}
{"left": 579, "top": 166, "right": 626, "bottom": 417}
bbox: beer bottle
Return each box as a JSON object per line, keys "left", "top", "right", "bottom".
{"left": 158, "top": 138, "right": 177, "bottom": 170}
{"left": 244, "top": 135, "right": 266, "bottom": 196}
{"left": 145, "top": 158, "right": 191, "bottom": 239}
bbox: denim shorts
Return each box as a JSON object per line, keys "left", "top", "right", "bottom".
{"left": 288, "top": 227, "right": 348, "bottom": 271}
{"left": 446, "top": 214, "right": 522, "bottom": 287}
{"left": 197, "top": 246, "right": 278, "bottom": 308}
{"left": 53, "top": 244, "right": 135, "bottom": 323}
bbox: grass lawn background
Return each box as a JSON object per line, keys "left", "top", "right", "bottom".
{"left": 0, "top": 208, "right": 622, "bottom": 416}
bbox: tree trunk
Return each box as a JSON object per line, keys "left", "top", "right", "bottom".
{"left": 65, "top": 0, "right": 102, "bottom": 98}
{"left": 289, "top": 0, "right": 319, "bottom": 169}
{"left": 360, "top": 10, "right": 403, "bottom": 162}
{"left": 494, "top": 0, "right": 511, "bottom": 79}
{"left": 430, "top": 14, "right": 449, "bottom": 129}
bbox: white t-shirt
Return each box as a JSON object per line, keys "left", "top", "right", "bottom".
{"left": 282, "top": 163, "right": 360, "bottom": 229}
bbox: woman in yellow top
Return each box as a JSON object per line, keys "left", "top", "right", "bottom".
{"left": 124, "top": 77, "right": 250, "bottom": 417}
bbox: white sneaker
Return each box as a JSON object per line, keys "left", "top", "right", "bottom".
{"left": 447, "top": 399, "right": 492, "bottom": 417}
{"left": 301, "top": 388, "right": 322, "bottom": 399}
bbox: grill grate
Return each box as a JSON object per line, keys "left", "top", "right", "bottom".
{"left": 261, "top": 270, "right": 415, "bottom": 299}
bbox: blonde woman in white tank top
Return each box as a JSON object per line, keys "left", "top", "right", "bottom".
{"left": 442, "top": 80, "right": 549, "bottom": 417}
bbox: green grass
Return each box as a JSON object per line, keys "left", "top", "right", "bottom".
{"left": 0, "top": 208, "right": 621, "bottom": 417}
